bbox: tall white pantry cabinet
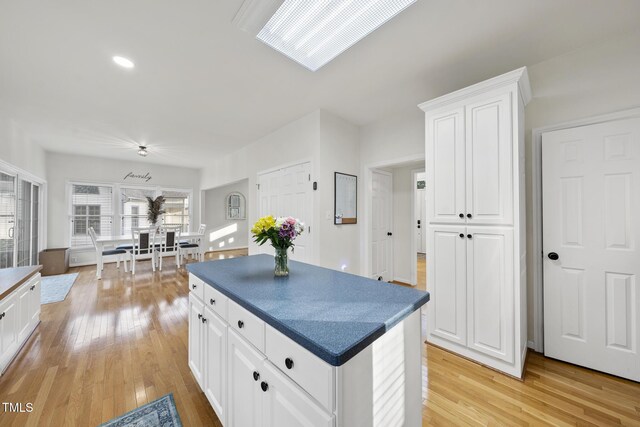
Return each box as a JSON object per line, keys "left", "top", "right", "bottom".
{"left": 419, "top": 68, "right": 531, "bottom": 377}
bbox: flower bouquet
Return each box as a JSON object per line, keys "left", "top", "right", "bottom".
{"left": 252, "top": 215, "right": 304, "bottom": 276}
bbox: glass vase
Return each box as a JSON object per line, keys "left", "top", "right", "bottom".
{"left": 274, "top": 247, "right": 289, "bottom": 277}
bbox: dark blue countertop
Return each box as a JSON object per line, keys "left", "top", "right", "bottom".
{"left": 187, "top": 255, "right": 430, "bottom": 366}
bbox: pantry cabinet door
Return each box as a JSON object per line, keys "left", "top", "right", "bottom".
{"left": 426, "top": 225, "right": 467, "bottom": 346}
{"left": 426, "top": 107, "right": 466, "bottom": 225}
{"left": 465, "top": 93, "right": 513, "bottom": 225}
{"left": 466, "top": 226, "right": 514, "bottom": 363}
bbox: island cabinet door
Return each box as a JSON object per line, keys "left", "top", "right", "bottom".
{"left": 0, "top": 293, "right": 19, "bottom": 371}
{"left": 466, "top": 226, "right": 514, "bottom": 363}
{"left": 28, "top": 275, "right": 40, "bottom": 327}
{"left": 262, "top": 361, "right": 334, "bottom": 427}
{"left": 188, "top": 295, "right": 204, "bottom": 389}
{"left": 427, "top": 225, "right": 467, "bottom": 346}
{"left": 203, "top": 307, "right": 226, "bottom": 425}
{"left": 227, "top": 329, "right": 265, "bottom": 427}
{"left": 17, "top": 282, "right": 31, "bottom": 342}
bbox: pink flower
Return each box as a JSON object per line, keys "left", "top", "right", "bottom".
{"left": 286, "top": 217, "right": 296, "bottom": 226}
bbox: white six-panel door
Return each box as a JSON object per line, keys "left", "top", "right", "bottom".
{"left": 371, "top": 170, "right": 393, "bottom": 281}
{"left": 543, "top": 118, "right": 640, "bottom": 381}
{"left": 257, "top": 162, "right": 313, "bottom": 263}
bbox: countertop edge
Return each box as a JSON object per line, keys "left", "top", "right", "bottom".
{"left": 0, "top": 265, "right": 43, "bottom": 301}
{"left": 187, "top": 266, "right": 429, "bottom": 367}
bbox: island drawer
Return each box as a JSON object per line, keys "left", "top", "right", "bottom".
{"left": 228, "top": 300, "right": 265, "bottom": 353}
{"left": 204, "top": 285, "right": 227, "bottom": 321}
{"left": 189, "top": 274, "right": 205, "bottom": 301}
{"left": 265, "top": 325, "right": 335, "bottom": 412}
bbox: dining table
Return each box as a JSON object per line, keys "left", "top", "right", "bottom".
{"left": 94, "top": 231, "right": 205, "bottom": 279}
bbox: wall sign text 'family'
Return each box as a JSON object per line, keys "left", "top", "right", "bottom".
{"left": 123, "top": 172, "right": 152, "bottom": 182}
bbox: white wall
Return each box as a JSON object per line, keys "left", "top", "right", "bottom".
{"left": 46, "top": 152, "right": 201, "bottom": 264}
{"left": 0, "top": 116, "right": 46, "bottom": 179}
{"left": 317, "top": 111, "right": 360, "bottom": 273}
{"left": 359, "top": 29, "right": 640, "bottom": 342}
{"left": 203, "top": 179, "right": 249, "bottom": 252}
{"left": 199, "top": 109, "right": 362, "bottom": 274}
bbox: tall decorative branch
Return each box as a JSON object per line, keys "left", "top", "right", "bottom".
{"left": 146, "top": 196, "right": 166, "bottom": 226}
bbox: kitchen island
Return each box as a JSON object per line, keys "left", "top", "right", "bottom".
{"left": 187, "top": 254, "right": 429, "bottom": 427}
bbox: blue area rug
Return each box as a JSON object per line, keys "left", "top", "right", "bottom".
{"left": 99, "top": 394, "right": 183, "bottom": 427}
{"left": 40, "top": 272, "right": 79, "bottom": 304}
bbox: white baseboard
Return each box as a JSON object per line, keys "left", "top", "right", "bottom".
{"left": 527, "top": 340, "right": 536, "bottom": 350}
{"left": 205, "top": 245, "right": 248, "bottom": 253}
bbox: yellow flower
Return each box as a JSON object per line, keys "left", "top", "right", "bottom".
{"left": 252, "top": 215, "right": 276, "bottom": 234}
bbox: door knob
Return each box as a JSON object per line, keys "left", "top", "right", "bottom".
{"left": 548, "top": 252, "right": 559, "bottom": 260}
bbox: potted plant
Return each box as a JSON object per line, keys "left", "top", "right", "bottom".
{"left": 146, "top": 196, "right": 166, "bottom": 230}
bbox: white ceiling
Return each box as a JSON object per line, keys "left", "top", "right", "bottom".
{"left": 1, "top": 0, "right": 639, "bottom": 168}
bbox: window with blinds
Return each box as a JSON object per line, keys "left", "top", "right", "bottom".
{"left": 121, "top": 187, "right": 155, "bottom": 235}
{"left": 71, "top": 184, "right": 113, "bottom": 247}
{"left": 162, "top": 190, "right": 190, "bottom": 232}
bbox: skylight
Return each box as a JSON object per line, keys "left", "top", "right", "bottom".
{"left": 257, "top": 0, "right": 416, "bottom": 71}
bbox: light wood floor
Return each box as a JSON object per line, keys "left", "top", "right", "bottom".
{"left": 0, "top": 249, "right": 638, "bottom": 426}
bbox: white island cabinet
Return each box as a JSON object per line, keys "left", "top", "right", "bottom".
{"left": 187, "top": 255, "right": 429, "bottom": 427}
{"left": 0, "top": 266, "right": 41, "bottom": 375}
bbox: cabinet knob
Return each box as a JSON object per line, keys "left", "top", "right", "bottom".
{"left": 467, "top": 213, "right": 472, "bottom": 219}
{"left": 260, "top": 381, "right": 269, "bottom": 392}
{"left": 237, "top": 320, "right": 244, "bottom": 329}
{"left": 210, "top": 298, "right": 215, "bottom": 305}
{"left": 201, "top": 317, "right": 207, "bottom": 323}
{"left": 253, "top": 371, "right": 260, "bottom": 381}
{"left": 192, "top": 284, "right": 197, "bottom": 290}
{"left": 197, "top": 313, "right": 202, "bottom": 320}
{"left": 0, "top": 312, "right": 4, "bottom": 319}
{"left": 459, "top": 213, "right": 464, "bottom": 218}
{"left": 459, "top": 233, "right": 464, "bottom": 238}
{"left": 467, "top": 234, "right": 472, "bottom": 239}
{"left": 285, "top": 358, "right": 294, "bottom": 369}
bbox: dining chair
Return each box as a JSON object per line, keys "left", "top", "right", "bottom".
{"left": 155, "top": 226, "right": 182, "bottom": 270}
{"left": 130, "top": 227, "right": 156, "bottom": 275}
{"left": 180, "top": 224, "right": 206, "bottom": 262}
{"left": 89, "top": 227, "right": 128, "bottom": 273}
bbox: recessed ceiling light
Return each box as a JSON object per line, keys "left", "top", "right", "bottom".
{"left": 257, "top": 0, "right": 416, "bottom": 71}
{"left": 137, "top": 145, "right": 148, "bottom": 157}
{"left": 113, "top": 56, "right": 135, "bottom": 69}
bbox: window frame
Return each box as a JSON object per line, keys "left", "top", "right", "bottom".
{"left": 68, "top": 182, "right": 115, "bottom": 249}
{"left": 66, "top": 181, "right": 193, "bottom": 249}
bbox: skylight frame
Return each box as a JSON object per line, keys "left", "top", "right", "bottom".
{"left": 257, "top": 0, "right": 417, "bottom": 71}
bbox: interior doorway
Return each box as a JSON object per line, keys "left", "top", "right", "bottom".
{"left": 365, "top": 158, "right": 426, "bottom": 288}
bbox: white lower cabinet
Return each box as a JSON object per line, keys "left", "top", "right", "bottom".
{"left": 262, "top": 360, "right": 333, "bottom": 427}
{"left": 227, "top": 328, "right": 265, "bottom": 427}
{"left": 204, "top": 306, "right": 226, "bottom": 425}
{"left": 0, "top": 272, "right": 41, "bottom": 375}
{"left": 189, "top": 273, "right": 422, "bottom": 426}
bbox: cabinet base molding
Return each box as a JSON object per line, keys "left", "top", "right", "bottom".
{"left": 427, "top": 336, "right": 526, "bottom": 380}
